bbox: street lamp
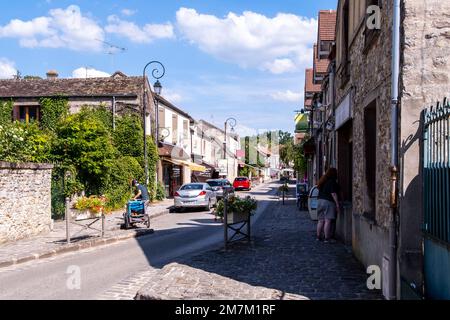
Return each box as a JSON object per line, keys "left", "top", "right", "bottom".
{"left": 143, "top": 61, "right": 165, "bottom": 186}
{"left": 224, "top": 117, "right": 237, "bottom": 178}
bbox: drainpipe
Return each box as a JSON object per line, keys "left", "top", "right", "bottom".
{"left": 389, "top": 0, "right": 401, "bottom": 301}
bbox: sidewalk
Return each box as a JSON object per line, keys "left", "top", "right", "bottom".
{"left": 0, "top": 198, "right": 174, "bottom": 268}
{"left": 135, "top": 184, "right": 383, "bottom": 300}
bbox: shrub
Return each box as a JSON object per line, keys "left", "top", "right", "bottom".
{"left": 0, "top": 122, "right": 53, "bottom": 163}
{"left": 104, "top": 156, "right": 144, "bottom": 210}
{"left": 0, "top": 100, "right": 13, "bottom": 125}
{"left": 53, "top": 111, "right": 116, "bottom": 195}
{"left": 155, "top": 182, "right": 166, "bottom": 201}
{"left": 40, "top": 97, "right": 69, "bottom": 132}
{"left": 215, "top": 196, "right": 258, "bottom": 218}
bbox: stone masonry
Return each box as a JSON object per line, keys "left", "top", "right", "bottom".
{"left": 0, "top": 162, "right": 53, "bottom": 244}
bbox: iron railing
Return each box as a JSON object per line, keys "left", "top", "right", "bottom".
{"left": 423, "top": 98, "right": 450, "bottom": 244}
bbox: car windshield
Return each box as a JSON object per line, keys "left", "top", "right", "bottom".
{"left": 180, "top": 184, "right": 204, "bottom": 191}
{"left": 235, "top": 178, "right": 247, "bottom": 182}
{"left": 207, "top": 181, "right": 224, "bottom": 187}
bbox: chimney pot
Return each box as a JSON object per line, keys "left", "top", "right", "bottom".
{"left": 46, "top": 70, "right": 59, "bottom": 79}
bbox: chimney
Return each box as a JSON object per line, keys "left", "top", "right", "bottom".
{"left": 46, "top": 70, "right": 59, "bottom": 80}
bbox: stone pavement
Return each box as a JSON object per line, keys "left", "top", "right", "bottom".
{"left": 134, "top": 185, "right": 383, "bottom": 300}
{"left": 0, "top": 198, "right": 174, "bottom": 268}
{"left": 136, "top": 263, "right": 308, "bottom": 300}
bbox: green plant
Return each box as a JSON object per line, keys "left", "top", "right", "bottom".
{"left": 0, "top": 122, "right": 53, "bottom": 163}
{"left": 39, "top": 97, "right": 69, "bottom": 132}
{"left": 278, "top": 184, "right": 290, "bottom": 193}
{"left": 215, "top": 196, "right": 258, "bottom": 218}
{"left": 52, "top": 110, "right": 116, "bottom": 195}
{"left": 104, "top": 156, "right": 144, "bottom": 210}
{"left": 0, "top": 100, "right": 13, "bottom": 125}
{"left": 155, "top": 182, "right": 166, "bottom": 201}
{"left": 74, "top": 196, "right": 107, "bottom": 214}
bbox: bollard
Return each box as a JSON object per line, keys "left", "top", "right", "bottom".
{"left": 224, "top": 188, "right": 228, "bottom": 250}
{"left": 65, "top": 197, "right": 70, "bottom": 244}
{"left": 101, "top": 213, "right": 105, "bottom": 238}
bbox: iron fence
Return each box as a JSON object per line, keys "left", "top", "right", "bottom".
{"left": 422, "top": 98, "right": 450, "bottom": 244}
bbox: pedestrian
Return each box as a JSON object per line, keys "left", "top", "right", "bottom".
{"left": 316, "top": 168, "right": 341, "bottom": 243}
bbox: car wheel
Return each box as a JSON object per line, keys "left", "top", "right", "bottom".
{"left": 205, "top": 200, "right": 212, "bottom": 211}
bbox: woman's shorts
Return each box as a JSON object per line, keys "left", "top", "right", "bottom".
{"left": 317, "top": 199, "right": 336, "bottom": 220}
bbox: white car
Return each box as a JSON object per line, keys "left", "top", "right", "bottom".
{"left": 308, "top": 186, "right": 319, "bottom": 221}
{"left": 174, "top": 183, "right": 217, "bottom": 212}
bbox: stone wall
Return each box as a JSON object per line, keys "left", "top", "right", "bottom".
{"left": 334, "top": 0, "right": 393, "bottom": 228}
{"left": 399, "top": 0, "right": 450, "bottom": 297}
{"left": 0, "top": 162, "right": 53, "bottom": 244}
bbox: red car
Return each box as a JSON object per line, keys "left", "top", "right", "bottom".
{"left": 233, "top": 177, "right": 252, "bottom": 191}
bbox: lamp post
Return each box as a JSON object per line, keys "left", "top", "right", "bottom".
{"left": 224, "top": 117, "right": 237, "bottom": 178}
{"left": 142, "top": 61, "right": 165, "bottom": 186}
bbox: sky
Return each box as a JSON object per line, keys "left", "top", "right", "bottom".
{"left": 0, "top": 0, "right": 337, "bottom": 136}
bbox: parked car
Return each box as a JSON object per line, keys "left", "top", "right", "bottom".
{"left": 206, "top": 179, "right": 235, "bottom": 199}
{"left": 174, "top": 183, "right": 217, "bottom": 212}
{"left": 308, "top": 186, "right": 319, "bottom": 221}
{"left": 233, "top": 177, "right": 252, "bottom": 191}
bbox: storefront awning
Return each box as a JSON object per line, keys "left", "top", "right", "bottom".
{"left": 163, "top": 158, "right": 207, "bottom": 173}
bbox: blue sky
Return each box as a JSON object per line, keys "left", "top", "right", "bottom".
{"left": 0, "top": 0, "right": 337, "bottom": 135}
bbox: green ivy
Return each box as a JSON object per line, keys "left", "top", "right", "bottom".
{"left": 0, "top": 100, "right": 13, "bottom": 125}
{"left": 39, "top": 97, "right": 69, "bottom": 132}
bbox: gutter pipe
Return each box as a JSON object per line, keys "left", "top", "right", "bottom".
{"left": 389, "top": 0, "right": 401, "bottom": 300}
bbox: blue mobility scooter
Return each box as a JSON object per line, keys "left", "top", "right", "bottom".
{"left": 123, "top": 200, "right": 150, "bottom": 229}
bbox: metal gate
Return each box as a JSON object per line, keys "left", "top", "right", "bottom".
{"left": 422, "top": 98, "right": 450, "bottom": 299}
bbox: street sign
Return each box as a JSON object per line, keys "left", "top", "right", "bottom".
{"left": 218, "top": 159, "right": 227, "bottom": 175}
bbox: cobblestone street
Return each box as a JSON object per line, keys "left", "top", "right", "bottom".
{"left": 134, "top": 184, "right": 383, "bottom": 300}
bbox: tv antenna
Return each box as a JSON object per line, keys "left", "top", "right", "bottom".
{"left": 96, "top": 39, "right": 127, "bottom": 70}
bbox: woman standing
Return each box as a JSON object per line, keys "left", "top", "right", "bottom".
{"left": 316, "top": 168, "right": 340, "bottom": 243}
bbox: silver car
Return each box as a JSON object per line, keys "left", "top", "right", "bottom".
{"left": 206, "top": 179, "right": 235, "bottom": 199}
{"left": 174, "top": 183, "right": 217, "bottom": 212}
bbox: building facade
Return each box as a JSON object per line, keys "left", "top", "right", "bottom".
{"left": 302, "top": 0, "right": 450, "bottom": 299}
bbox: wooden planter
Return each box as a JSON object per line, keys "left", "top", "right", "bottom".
{"left": 227, "top": 211, "right": 250, "bottom": 224}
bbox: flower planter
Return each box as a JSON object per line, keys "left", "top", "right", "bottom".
{"left": 227, "top": 211, "right": 250, "bottom": 224}
{"left": 71, "top": 209, "right": 102, "bottom": 221}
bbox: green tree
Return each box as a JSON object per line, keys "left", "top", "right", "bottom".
{"left": 52, "top": 110, "right": 116, "bottom": 195}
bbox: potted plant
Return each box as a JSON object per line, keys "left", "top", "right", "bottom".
{"left": 72, "top": 195, "right": 107, "bottom": 220}
{"left": 215, "top": 196, "right": 258, "bottom": 224}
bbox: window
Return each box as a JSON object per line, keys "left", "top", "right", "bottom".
{"left": 172, "top": 114, "right": 178, "bottom": 145}
{"left": 339, "top": 0, "right": 350, "bottom": 88}
{"left": 158, "top": 107, "right": 165, "bottom": 129}
{"left": 183, "top": 120, "right": 189, "bottom": 140}
{"left": 15, "top": 106, "right": 40, "bottom": 123}
{"left": 364, "top": 100, "right": 377, "bottom": 216}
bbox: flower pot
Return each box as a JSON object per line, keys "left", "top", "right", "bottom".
{"left": 226, "top": 211, "right": 250, "bottom": 224}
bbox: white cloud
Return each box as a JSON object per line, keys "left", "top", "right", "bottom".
{"left": 0, "top": 58, "right": 17, "bottom": 79}
{"left": 105, "top": 15, "right": 174, "bottom": 44}
{"left": 121, "top": 9, "right": 137, "bottom": 17}
{"left": 0, "top": 5, "right": 105, "bottom": 51}
{"left": 176, "top": 8, "right": 317, "bottom": 74}
{"left": 270, "top": 90, "right": 303, "bottom": 102}
{"left": 72, "top": 67, "right": 110, "bottom": 78}
{"left": 263, "top": 59, "right": 297, "bottom": 74}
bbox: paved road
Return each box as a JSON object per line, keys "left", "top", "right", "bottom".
{"left": 0, "top": 182, "right": 279, "bottom": 300}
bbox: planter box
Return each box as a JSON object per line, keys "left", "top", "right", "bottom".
{"left": 227, "top": 211, "right": 250, "bottom": 224}
{"left": 71, "top": 210, "right": 102, "bottom": 221}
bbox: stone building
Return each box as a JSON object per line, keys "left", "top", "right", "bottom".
{"left": 0, "top": 70, "right": 156, "bottom": 136}
{"left": 310, "top": 0, "right": 450, "bottom": 299}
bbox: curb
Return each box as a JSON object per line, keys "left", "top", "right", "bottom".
{"left": 0, "top": 229, "right": 155, "bottom": 270}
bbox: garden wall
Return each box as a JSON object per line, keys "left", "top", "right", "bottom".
{"left": 0, "top": 161, "right": 53, "bottom": 244}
